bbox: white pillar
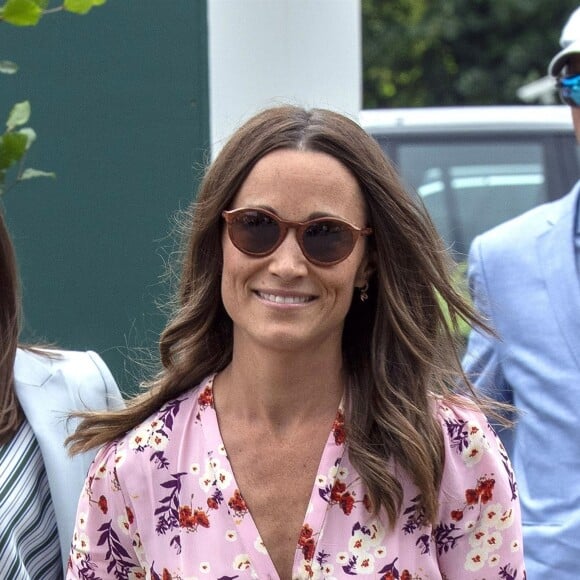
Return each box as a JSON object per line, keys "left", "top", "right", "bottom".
{"left": 208, "top": 0, "right": 361, "bottom": 156}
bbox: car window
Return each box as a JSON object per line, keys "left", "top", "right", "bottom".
{"left": 396, "top": 141, "right": 546, "bottom": 258}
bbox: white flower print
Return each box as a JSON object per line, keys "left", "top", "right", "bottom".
{"left": 348, "top": 529, "right": 371, "bottom": 555}
{"left": 468, "top": 528, "right": 488, "bottom": 548}
{"left": 128, "top": 427, "right": 151, "bottom": 450}
{"left": 488, "top": 553, "right": 501, "bottom": 566}
{"left": 74, "top": 532, "right": 90, "bottom": 554}
{"left": 117, "top": 513, "right": 131, "bottom": 535}
{"left": 316, "top": 474, "right": 328, "bottom": 488}
{"left": 366, "top": 520, "right": 385, "bottom": 547}
{"left": 233, "top": 553, "right": 252, "bottom": 571}
{"left": 496, "top": 507, "right": 516, "bottom": 530}
{"left": 481, "top": 503, "right": 502, "bottom": 528}
{"left": 149, "top": 431, "right": 169, "bottom": 451}
{"left": 465, "top": 548, "right": 486, "bottom": 571}
{"left": 199, "top": 561, "right": 211, "bottom": 574}
{"left": 225, "top": 529, "right": 237, "bottom": 542}
{"left": 215, "top": 467, "right": 232, "bottom": 490}
{"left": 354, "top": 553, "right": 375, "bottom": 575}
{"left": 254, "top": 536, "right": 267, "bottom": 554}
{"left": 113, "top": 448, "right": 126, "bottom": 468}
{"left": 77, "top": 512, "right": 88, "bottom": 530}
{"left": 484, "top": 531, "right": 503, "bottom": 552}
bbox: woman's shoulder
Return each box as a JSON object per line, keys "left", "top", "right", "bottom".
{"left": 91, "top": 375, "right": 216, "bottom": 472}
{"left": 121, "top": 375, "right": 215, "bottom": 443}
{"left": 434, "top": 395, "right": 512, "bottom": 481}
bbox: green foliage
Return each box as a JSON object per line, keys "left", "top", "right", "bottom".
{"left": 0, "top": 0, "right": 105, "bottom": 26}
{"left": 0, "top": 0, "right": 104, "bottom": 194}
{"left": 0, "top": 100, "right": 55, "bottom": 195}
{"left": 363, "top": 0, "right": 580, "bottom": 108}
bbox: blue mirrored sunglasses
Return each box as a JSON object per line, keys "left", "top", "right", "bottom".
{"left": 557, "top": 74, "right": 580, "bottom": 107}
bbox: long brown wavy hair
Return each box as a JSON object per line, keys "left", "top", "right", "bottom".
{"left": 67, "top": 105, "right": 493, "bottom": 527}
{"left": 0, "top": 210, "right": 23, "bottom": 445}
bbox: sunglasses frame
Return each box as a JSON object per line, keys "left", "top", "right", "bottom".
{"left": 556, "top": 73, "right": 580, "bottom": 107}
{"left": 222, "top": 207, "right": 373, "bottom": 266}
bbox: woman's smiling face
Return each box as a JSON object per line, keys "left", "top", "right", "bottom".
{"left": 220, "top": 148, "right": 371, "bottom": 355}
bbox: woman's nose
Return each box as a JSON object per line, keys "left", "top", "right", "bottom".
{"left": 267, "top": 229, "right": 309, "bottom": 278}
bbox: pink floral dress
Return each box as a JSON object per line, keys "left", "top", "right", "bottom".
{"left": 66, "top": 375, "right": 525, "bottom": 579}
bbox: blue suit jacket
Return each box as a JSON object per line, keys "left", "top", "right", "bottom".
{"left": 462, "top": 182, "right": 580, "bottom": 578}
{"left": 14, "top": 348, "right": 124, "bottom": 576}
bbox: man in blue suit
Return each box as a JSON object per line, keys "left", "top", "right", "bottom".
{"left": 462, "top": 7, "right": 580, "bottom": 577}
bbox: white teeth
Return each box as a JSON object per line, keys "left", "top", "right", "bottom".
{"left": 259, "top": 292, "right": 311, "bottom": 304}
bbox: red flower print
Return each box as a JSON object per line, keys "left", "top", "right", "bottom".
{"left": 198, "top": 386, "right": 213, "bottom": 409}
{"left": 465, "top": 488, "right": 479, "bottom": 505}
{"left": 126, "top": 506, "right": 134, "bottom": 525}
{"left": 228, "top": 489, "right": 249, "bottom": 518}
{"left": 302, "top": 538, "right": 316, "bottom": 560}
{"left": 299, "top": 524, "right": 314, "bottom": 543}
{"left": 98, "top": 495, "right": 108, "bottom": 514}
{"left": 179, "top": 505, "right": 210, "bottom": 530}
{"left": 330, "top": 481, "right": 347, "bottom": 503}
{"left": 298, "top": 524, "right": 316, "bottom": 561}
{"left": 363, "top": 494, "right": 372, "bottom": 512}
{"left": 207, "top": 497, "right": 219, "bottom": 510}
{"left": 193, "top": 509, "right": 210, "bottom": 528}
{"left": 332, "top": 410, "right": 346, "bottom": 445}
{"left": 179, "top": 505, "right": 193, "bottom": 527}
{"left": 162, "top": 570, "right": 172, "bottom": 580}
{"left": 476, "top": 477, "right": 495, "bottom": 504}
{"left": 339, "top": 492, "right": 355, "bottom": 515}
{"left": 401, "top": 572, "right": 411, "bottom": 580}
{"left": 450, "top": 509, "right": 463, "bottom": 522}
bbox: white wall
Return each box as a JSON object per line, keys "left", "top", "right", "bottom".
{"left": 208, "top": 0, "right": 361, "bottom": 156}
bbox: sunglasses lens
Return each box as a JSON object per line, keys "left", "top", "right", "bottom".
{"left": 229, "top": 210, "right": 280, "bottom": 254}
{"left": 558, "top": 75, "right": 580, "bottom": 107}
{"left": 303, "top": 221, "right": 355, "bottom": 264}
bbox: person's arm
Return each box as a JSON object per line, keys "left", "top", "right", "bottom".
{"left": 86, "top": 350, "right": 125, "bottom": 411}
{"left": 66, "top": 441, "right": 145, "bottom": 579}
{"left": 461, "top": 236, "right": 514, "bottom": 453}
{"left": 435, "top": 402, "right": 525, "bottom": 578}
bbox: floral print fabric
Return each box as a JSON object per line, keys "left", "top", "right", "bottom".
{"left": 67, "top": 376, "right": 525, "bottom": 579}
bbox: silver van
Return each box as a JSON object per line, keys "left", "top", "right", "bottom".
{"left": 360, "top": 106, "right": 580, "bottom": 258}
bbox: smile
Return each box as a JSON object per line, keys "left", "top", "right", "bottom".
{"left": 256, "top": 292, "right": 314, "bottom": 304}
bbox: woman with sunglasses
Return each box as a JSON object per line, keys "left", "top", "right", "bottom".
{"left": 66, "top": 106, "right": 524, "bottom": 579}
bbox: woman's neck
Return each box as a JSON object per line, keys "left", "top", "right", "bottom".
{"left": 214, "top": 342, "right": 345, "bottom": 431}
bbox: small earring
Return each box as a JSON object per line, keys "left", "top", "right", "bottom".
{"left": 359, "top": 282, "right": 369, "bottom": 302}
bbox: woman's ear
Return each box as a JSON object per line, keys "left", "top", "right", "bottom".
{"left": 355, "top": 255, "right": 375, "bottom": 288}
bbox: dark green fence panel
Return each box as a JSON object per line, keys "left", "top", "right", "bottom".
{"left": 1, "top": 0, "right": 209, "bottom": 395}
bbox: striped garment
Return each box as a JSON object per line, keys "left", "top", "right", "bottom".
{"left": 0, "top": 419, "right": 61, "bottom": 579}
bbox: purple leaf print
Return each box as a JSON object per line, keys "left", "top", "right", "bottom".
{"left": 96, "top": 521, "right": 136, "bottom": 579}
{"left": 75, "top": 553, "right": 99, "bottom": 580}
{"left": 316, "top": 549, "right": 330, "bottom": 566}
{"left": 444, "top": 418, "right": 470, "bottom": 453}
{"left": 158, "top": 398, "right": 184, "bottom": 431}
{"left": 415, "top": 533, "right": 430, "bottom": 555}
{"left": 378, "top": 557, "right": 400, "bottom": 578}
{"left": 433, "top": 522, "right": 464, "bottom": 555}
{"left": 154, "top": 472, "right": 187, "bottom": 535}
{"left": 402, "top": 494, "right": 427, "bottom": 535}
{"left": 150, "top": 450, "right": 170, "bottom": 469}
{"left": 499, "top": 564, "right": 519, "bottom": 580}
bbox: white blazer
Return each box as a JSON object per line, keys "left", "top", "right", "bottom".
{"left": 14, "top": 348, "right": 124, "bottom": 576}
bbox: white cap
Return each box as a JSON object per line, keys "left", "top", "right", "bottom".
{"left": 549, "top": 8, "right": 580, "bottom": 77}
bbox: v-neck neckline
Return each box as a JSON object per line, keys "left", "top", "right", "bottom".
{"left": 197, "top": 374, "right": 347, "bottom": 578}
